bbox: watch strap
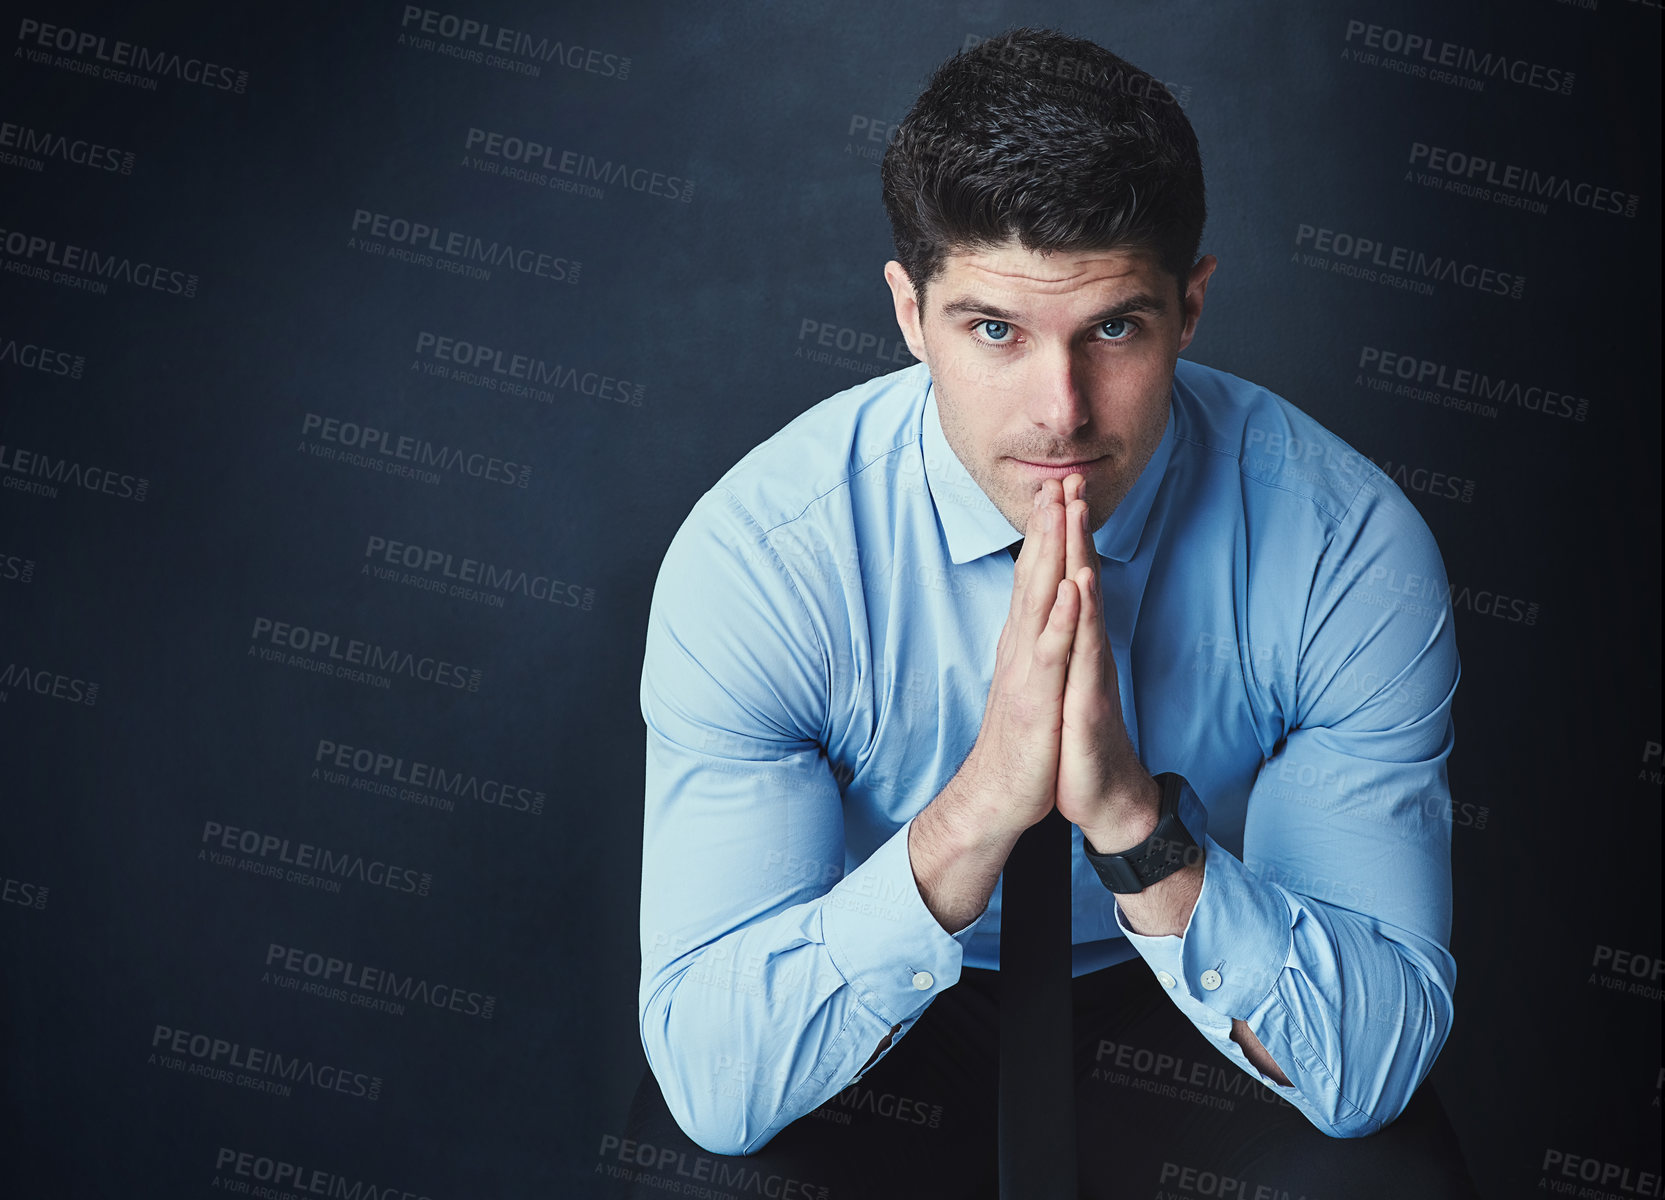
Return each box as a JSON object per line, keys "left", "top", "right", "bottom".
{"left": 1082, "top": 772, "right": 1205, "bottom": 894}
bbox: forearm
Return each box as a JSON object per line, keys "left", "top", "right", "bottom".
{"left": 1233, "top": 876, "right": 1454, "bottom": 1134}
{"left": 1117, "top": 839, "right": 1456, "bottom": 1137}
{"left": 906, "top": 757, "right": 1024, "bottom": 931}
{"left": 642, "top": 926, "right": 889, "bottom": 1155}
{"left": 641, "top": 819, "right": 970, "bottom": 1156}
{"left": 1230, "top": 1019, "right": 1291, "bottom": 1086}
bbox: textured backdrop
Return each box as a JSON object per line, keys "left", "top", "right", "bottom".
{"left": 1, "top": 2, "right": 1659, "bottom": 1197}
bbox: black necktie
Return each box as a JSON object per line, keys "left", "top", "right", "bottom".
{"left": 998, "top": 539, "right": 1077, "bottom": 1198}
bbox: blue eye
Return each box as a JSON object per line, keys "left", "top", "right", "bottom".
{"left": 1100, "top": 318, "right": 1131, "bottom": 340}
{"left": 978, "top": 320, "right": 1011, "bottom": 342}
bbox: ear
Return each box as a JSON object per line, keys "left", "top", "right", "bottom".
{"left": 883, "top": 260, "right": 929, "bottom": 365}
{"left": 1176, "top": 255, "right": 1218, "bottom": 354}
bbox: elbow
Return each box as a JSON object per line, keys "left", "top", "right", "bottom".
{"left": 647, "top": 1058, "right": 779, "bottom": 1159}
{"left": 1262, "top": 914, "right": 1457, "bottom": 1141}
{"left": 1319, "top": 1079, "right": 1442, "bottom": 1139}
{"left": 638, "top": 1002, "right": 778, "bottom": 1159}
{"left": 1265, "top": 1073, "right": 1389, "bottom": 1140}
{"left": 663, "top": 1102, "right": 756, "bottom": 1159}
{"left": 1273, "top": 989, "right": 1451, "bottom": 1141}
{"left": 689, "top": 1128, "right": 775, "bottom": 1160}
{"left": 1316, "top": 1009, "right": 1452, "bottom": 1140}
{"left": 1317, "top": 1108, "right": 1388, "bottom": 1140}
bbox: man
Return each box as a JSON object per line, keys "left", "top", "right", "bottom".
{"left": 623, "top": 27, "right": 1477, "bottom": 1199}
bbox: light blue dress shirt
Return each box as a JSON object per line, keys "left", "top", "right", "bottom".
{"left": 638, "top": 358, "right": 1461, "bottom": 1155}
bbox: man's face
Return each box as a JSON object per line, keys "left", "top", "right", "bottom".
{"left": 884, "top": 240, "right": 1216, "bottom": 534}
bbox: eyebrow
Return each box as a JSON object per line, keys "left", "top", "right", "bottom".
{"left": 935, "top": 291, "right": 1169, "bottom": 325}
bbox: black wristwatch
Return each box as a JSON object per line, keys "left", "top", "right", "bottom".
{"left": 1081, "top": 772, "right": 1203, "bottom": 894}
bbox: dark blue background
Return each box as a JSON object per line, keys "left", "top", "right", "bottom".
{"left": 1, "top": 2, "right": 1658, "bottom": 1196}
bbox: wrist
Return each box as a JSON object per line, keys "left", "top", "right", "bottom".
{"left": 945, "top": 747, "right": 1043, "bottom": 840}
{"left": 937, "top": 761, "right": 1030, "bottom": 857}
{"left": 1080, "top": 768, "right": 1161, "bottom": 854}
{"left": 1083, "top": 771, "right": 1205, "bottom": 902}
{"left": 909, "top": 758, "right": 1030, "bottom": 934}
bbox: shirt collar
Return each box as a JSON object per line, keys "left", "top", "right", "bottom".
{"left": 921, "top": 373, "right": 1176, "bottom": 565}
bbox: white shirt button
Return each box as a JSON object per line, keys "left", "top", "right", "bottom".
{"left": 1199, "top": 969, "right": 1223, "bottom": 991}
{"left": 1156, "top": 971, "right": 1177, "bottom": 989}
{"left": 912, "top": 971, "right": 934, "bottom": 991}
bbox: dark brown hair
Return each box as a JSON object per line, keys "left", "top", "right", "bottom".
{"left": 880, "top": 27, "right": 1207, "bottom": 308}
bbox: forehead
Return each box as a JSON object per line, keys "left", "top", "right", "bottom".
{"left": 929, "top": 239, "right": 1168, "bottom": 317}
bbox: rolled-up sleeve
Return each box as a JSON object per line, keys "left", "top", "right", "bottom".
{"left": 1118, "top": 475, "right": 1461, "bottom": 1138}
{"left": 639, "top": 486, "right": 977, "bottom": 1157}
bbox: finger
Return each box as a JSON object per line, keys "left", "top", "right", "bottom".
{"left": 1072, "top": 469, "right": 1098, "bottom": 579}
{"left": 1008, "top": 485, "right": 1047, "bottom": 600}
{"left": 1064, "top": 474, "right": 1093, "bottom": 596}
{"left": 1034, "top": 577, "right": 1079, "bottom": 677}
{"left": 1017, "top": 487, "right": 1065, "bottom": 641}
{"left": 1034, "top": 476, "right": 1066, "bottom": 596}
{"left": 1063, "top": 565, "right": 1106, "bottom": 705}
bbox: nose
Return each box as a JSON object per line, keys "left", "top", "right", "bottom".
{"left": 1027, "top": 346, "right": 1091, "bottom": 441}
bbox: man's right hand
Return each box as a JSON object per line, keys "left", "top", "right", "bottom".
{"left": 964, "top": 478, "right": 1081, "bottom": 839}
{"left": 908, "top": 479, "right": 1079, "bottom": 930}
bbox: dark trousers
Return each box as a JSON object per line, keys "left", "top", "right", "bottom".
{"left": 607, "top": 957, "right": 1480, "bottom": 1199}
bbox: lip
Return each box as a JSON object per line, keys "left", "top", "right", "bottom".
{"left": 1009, "top": 455, "right": 1105, "bottom": 480}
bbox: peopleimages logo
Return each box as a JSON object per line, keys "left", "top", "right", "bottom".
{"left": 363, "top": 533, "right": 593, "bottom": 613}
{"left": 1336, "top": 561, "right": 1543, "bottom": 627}
{"left": 249, "top": 615, "right": 484, "bottom": 692}
{"left": 1356, "top": 346, "right": 1589, "bottom": 422}
{"left": 150, "top": 1024, "right": 381, "bottom": 1101}
{"left": 1094, "top": 1038, "right": 1296, "bottom": 1112}
{"left": 463, "top": 127, "right": 694, "bottom": 202}
{"left": 0, "top": 118, "right": 134, "bottom": 174}
{"left": 200, "top": 819, "right": 434, "bottom": 898}
{"left": 15, "top": 18, "right": 250, "bottom": 93}
{"left": 0, "top": 661, "right": 99, "bottom": 705}
{"left": 0, "top": 225, "right": 198, "bottom": 296}
{"left": 595, "top": 1135, "right": 828, "bottom": 1199}
{"left": 299, "top": 411, "right": 531, "bottom": 489}
{"left": 960, "top": 32, "right": 1192, "bottom": 107}
{"left": 1540, "top": 1149, "right": 1665, "bottom": 1197}
{"left": 0, "top": 334, "right": 84, "bottom": 377}
{"left": 0, "top": 553, "right": 38, "bottom": 584}
{"left": 1294, "top": 224, "right": 1524, "bottom": 298}
{"left": 1366, "top": 456, "right": 1476, "bottom": 504}
{"left": 1341, "top": 19, "right": 1575, "bottom": 96}
{"left": 398, "top": 6, "right": 631, "bottom": 79}
{"left": 414, "top": 330, "right": 643, "bottom": 407}
{"left": 265, "top": 943, "right": 496, "bottom": 1020}
{"left": 1590, "top": 944, "right": 1664, "bottom": 1002}
{"left": 0, "top": 442, "right": 149, "bottom": 500}
{"left": 1, "top": 873, "right": 50, "bottom": 910}
{"left": 213, "top": 1147, "right": 433, "bottom": 1200}
{"left": 1, "top": 872, "right": 49, "bottom": 905}
{"left": 313, "top": 736, "right": 547, "bottom": 816}
{"left": 1408, "top": 142, "right": 1640, "bottom": 219}
{"left": 349, "top": 209, "right": 579, "bottom": 284}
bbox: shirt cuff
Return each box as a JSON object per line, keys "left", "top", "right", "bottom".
{"left": 1114, "top": 813, "right": 1293, "bottom": 1024}
{"left": 819, "top": 817, "right": 979, "bottom": 1028}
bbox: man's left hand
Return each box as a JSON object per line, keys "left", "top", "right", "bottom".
{"left": 1049, "top": 473, "right": 1162, "bottom": 852}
